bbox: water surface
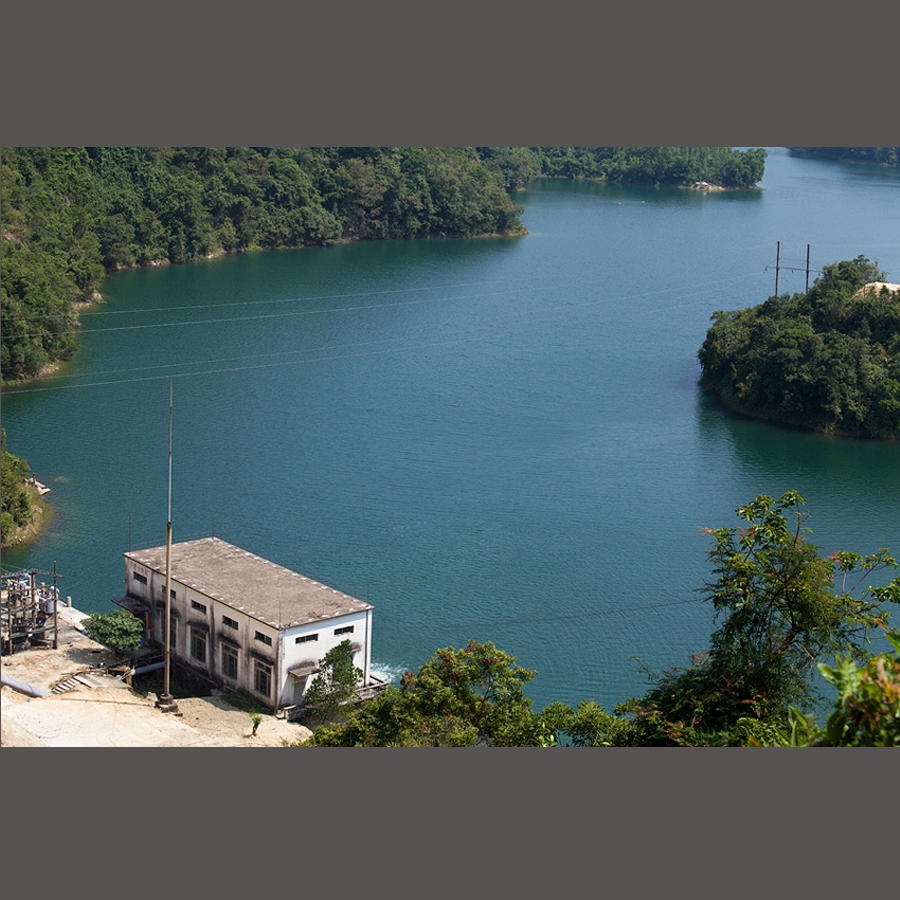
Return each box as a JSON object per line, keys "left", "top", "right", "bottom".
{"left": 4, "top": 148, "right": 899, "bottom": 712}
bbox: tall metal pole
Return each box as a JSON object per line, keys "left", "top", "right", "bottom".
{"left": 158, "top": 379, "right": 177, "bottom": 712}
{"left": 775, "top": 241, "right": 780, "bottom": 296}
{"left": 53, "top": 561, "right": 58, "bottom": 650}
{"left": 806, "top": 244, "right": 811, "bottom": 292}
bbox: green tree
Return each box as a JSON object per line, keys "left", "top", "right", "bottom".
{"left": 303, "top": 639, "right": 363, "bottom": 725}
{"left": 82, "top": 609, "right": 145, "bottom": 653}
{"left": 308, "top": 640, "right": 545, "bottom": 746}
{"left": 740, "top": 629, "right": 900, "bottom": 747}
{"left": 623, "top": 492, "right": 899, "bottom": 745}
{"left": 1, "top": 429, "right": 33, "bottom": 544}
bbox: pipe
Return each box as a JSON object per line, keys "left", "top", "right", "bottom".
{"left": 132, "top": 661, "right": 165, "bottom": 676}
{"left": 2, "top": 673, "right": 52, "bottom": 698}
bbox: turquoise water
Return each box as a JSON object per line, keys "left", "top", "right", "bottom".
{"left": 4, "top": 148, "right": 899, "bottom": 712}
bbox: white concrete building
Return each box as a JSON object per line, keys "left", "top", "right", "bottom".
{"left": 116, "top": 537, "right": 374, "bottom": 712}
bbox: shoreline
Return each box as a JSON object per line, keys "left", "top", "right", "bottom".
{"left": 1, "top": 482, "right": 53, "bottom": 550}
{"left": 699, "top": 382, "right": 900, "bottom": 441}
{"left": 5, "top": 227, "right": 529, "bottom": 389}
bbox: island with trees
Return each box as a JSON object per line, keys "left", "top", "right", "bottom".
{"left": 788, "top": 147, "right": 900, "bottom": 167}
{"left": 698, "top": 256, "right": 900, "bottom": 439}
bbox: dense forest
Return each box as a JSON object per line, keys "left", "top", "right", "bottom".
{"left": 0, "top": 147, "right": 527, "bottom": 382}
{"left": 698, "top": 256, "right": 900, "bottom": 439}
{"left": 525, "top": 146, "right": 766, "bottom": 188}
{"left": 789, "top": 147, "right": 900, "bottom": 167}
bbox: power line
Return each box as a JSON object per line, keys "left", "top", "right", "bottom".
{"left": 18, "top": 275, "right": 559, "bottom": 321}
{"left": 1, "top": 272, "right": 768, "bottom": 395}
{"left": 2, "top": 277, "right": 768, "bottom": 393}
{"left": 377, "top": 596, "right": 702, "bottom": 631}
{"left": 1, "top": 270, "right": 767, "bottom": 343}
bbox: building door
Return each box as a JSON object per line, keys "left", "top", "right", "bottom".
{"left": 293, "top": 674, "right": 308, "bottom": 704}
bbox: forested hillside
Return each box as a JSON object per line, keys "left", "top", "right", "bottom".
{"left": 1, "top": 147, "right": 529, "bottom": 381}
{"left": 1, "top": 429, "right": 37, "bottom": 545}
{"left": 475, "top": 146, "right": 767, "bottom": 190}
{"left": 698, "top": 256, "right": 900, "bottom": 439}
{"left": 789, "top": 147, "right": 900, "bottom": 167}
{"left": 526, "top": 146, "right": 767, "bottom": 188}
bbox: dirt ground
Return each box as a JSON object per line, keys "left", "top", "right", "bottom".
{"left": 1, "top": 607, "right": 313, "bottom": 748}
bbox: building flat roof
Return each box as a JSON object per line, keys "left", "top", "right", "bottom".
{"left": 124, "top": 538, "right": 372, "bottom": 630}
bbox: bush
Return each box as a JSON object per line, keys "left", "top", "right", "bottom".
{"left": 82, "top": 609, "right": 145, "bottom": 652}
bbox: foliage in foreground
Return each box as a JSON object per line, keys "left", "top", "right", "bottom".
{"left": 740, "top": 630, "right": 900, "bottom": 746}
{"left": 302, "top": 639, "right": 363, "bottom": 726}
{"left": 300, "top": 492, "right": 899, "bottom": 747}
{"left": 82, "top": 609, "right": 145, "bottom": 653}
{"left": 698, "top": 256, "right": 900, "bottom": 438}
{"left": 306, "top": 640, "right": 547, "bottom": 746}
{"left": 608, "top": 492, "right": 899, "bottom": 746}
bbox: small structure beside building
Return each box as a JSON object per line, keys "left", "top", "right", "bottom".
{"left": 114, "top": 537, "right": 377, "bottom": 715}
{"left": 1, "top": 570, "right": 60, "bottom": 655}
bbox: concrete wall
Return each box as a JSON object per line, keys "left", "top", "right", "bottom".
{"left": 278, "top": 608, "right": 373, "bottom": 708}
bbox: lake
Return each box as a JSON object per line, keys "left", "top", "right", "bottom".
{"left": 4, "top": 147, "right": 899, "bottom": 713}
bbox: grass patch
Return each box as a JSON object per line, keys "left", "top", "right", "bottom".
{"left": 219, "top": 690, "right": 271, "bottom": 717}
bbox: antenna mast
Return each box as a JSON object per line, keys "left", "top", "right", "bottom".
{"left": 158, "top": 378, "right": 178, "bottom": 713}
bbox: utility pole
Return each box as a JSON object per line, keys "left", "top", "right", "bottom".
{"left": 766, "top": 243, "right": 822, "bottom": 295}
{"left": 157, "top": 379, "right": 178, "bottom": 714}
{"left": 775, "top": 241, "right": 780, "bottom": 295}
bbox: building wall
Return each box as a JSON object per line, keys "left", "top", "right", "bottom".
{"left": 279, "top": 608, "right": 373, "bottom": 708}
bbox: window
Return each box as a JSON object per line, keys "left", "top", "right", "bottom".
{"left": 253, "top": 659, "right": 272, "bottom": 698}
{"left": 222, "top": 615, "right": 239, "bottom": 630}
{"left": 134, "top": 572, "right": 148, "bottom": 586}
{"left": 191, "top": 600, "right": 207, "bottom": 614}
{"left": 296, "top": 633, "right": 318, "bottom": 644}
{"left": 221, "top": 643, "right": 238, "bottom": 681}
{"left": 190, "top": 627, "right": 207, "bottom": 664}
{"left": 255, "top": 631, "right": 272, "bottom": 647}
{"left": 335, "top": 625, "right": 354, "bottom": 636}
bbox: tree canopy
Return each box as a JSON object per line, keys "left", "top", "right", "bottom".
{"left": 82, "top": 609, "right": 145, "bottom": 653}
{"left": 1, "top": 429, "right": 35, "bottom": 545}
{"left": 788, "top": 147, "right": 900, "bottom": 167}
{"left": 698, "top": 256, "right": 900, "bottom": 438}
{"left": 2, "top": 146, "right": 767, "bottom": 383}
{"left": 302, "top": 638, "right": 363, "bottom": 726}
{"left": 0, "top": 147, "right": 527, "bottom": 382}
{"left": 525, "top": 146, "right": 766, "bottom": 188}
{"left": 307, "top": 639, "right": 548, "bottom": 746}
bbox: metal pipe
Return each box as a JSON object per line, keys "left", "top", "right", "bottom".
{"left": 132, "top": 661, "right": 165, "bottom": 676}
{"left": 2, "top": 673, "right": 52, "bottom": 698}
